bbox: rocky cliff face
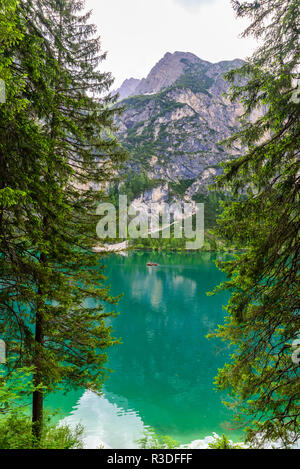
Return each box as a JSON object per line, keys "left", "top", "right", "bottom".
{"left": 114, "top": 78, "right": 142, "bottom": 101}
{"left": 134, "top": 51, "right": 202, "bottom": 96}
{"left": 115, "top": 51, "right": 244, "bottom": 204}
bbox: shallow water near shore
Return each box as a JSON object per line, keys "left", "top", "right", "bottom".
{"left": 46, "top": 251, "right": 243, "bottom": 448}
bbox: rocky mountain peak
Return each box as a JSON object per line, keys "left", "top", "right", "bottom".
{"left": 114, "top": 52, "right": 244, "bottom": 207}
{"left": 114, "top": 51, "right": 212, "bottom": 100}
{"left": 114, "top": 77, "right": 141, "bottom": 101}
{"left": 134, "top": 51, "right": 206, "bottom": 96}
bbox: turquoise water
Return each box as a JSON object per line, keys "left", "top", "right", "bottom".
{"left": 46, "top": 251, "right": 242, "bottom": 448}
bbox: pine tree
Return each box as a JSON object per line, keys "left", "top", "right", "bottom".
{"left": 1, "top": 0, "right": 126, "bottom": 442}
{"left": 210, "top": 0, "right": 300, "bottom": 448}
{"left": 1, "top": 0, "right": 50, "bottom": 439}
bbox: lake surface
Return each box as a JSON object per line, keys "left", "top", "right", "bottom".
{"left": 46, "top": 251, "right": 242, "bottom": 448}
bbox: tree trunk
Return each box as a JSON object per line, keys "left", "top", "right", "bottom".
{"left": 32, "top": 305, "right": 44, "bottom": 444}
{"left": 32, "top": 248, "right": 46, "bottom": 445}
{"left": 32, "top": 387, "right": 43, "bottom": 443}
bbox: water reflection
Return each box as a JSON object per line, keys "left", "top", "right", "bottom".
{"left": 102, "top": 252, "right": 237, "bottom": 443}
{"left": 49, "top": 252, "right": 240, "bottom": 446}
{"left": 60, "top": 390, "right": 146, "bottom": 449}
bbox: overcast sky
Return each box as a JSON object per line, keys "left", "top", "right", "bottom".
{"left": 86, "top": 0, "right": 257, "bottom": 88}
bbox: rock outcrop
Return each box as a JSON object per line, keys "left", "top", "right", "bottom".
{"left": 114, "top": 51, "right": 244, "bottom": 203}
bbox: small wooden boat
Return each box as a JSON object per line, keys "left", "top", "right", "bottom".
{"left": 147, "top": 263, "right": 159, "bottom": 267}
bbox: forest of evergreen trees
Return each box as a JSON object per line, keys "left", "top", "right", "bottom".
{"left": 0, "top": 0, "right": 299, "bottom": 450}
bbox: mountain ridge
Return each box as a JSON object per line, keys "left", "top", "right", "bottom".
{"left": 113, "top": 51, "right": 244, "bottom": 217}
{"left": 114, "top": 51, "right": 243, "bottom": 100}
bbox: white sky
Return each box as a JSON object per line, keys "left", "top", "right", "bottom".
{"left": 85, "top": 0, "right": 257, "bottom": 88}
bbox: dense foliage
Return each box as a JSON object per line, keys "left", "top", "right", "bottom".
{"left": 0, "top": 0, "right": 126, "bottom": 441}
{"left": 211, "top": 0, "right": 300, "bottom": 448}
{"left": 0, "top": 412, "right": 83, "bottom": 449}
{"left": 208, "top": 434, "right": 245, "bottom": 450}
{"left": 137, "top": 428, "right": 179, "bottom": 450}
